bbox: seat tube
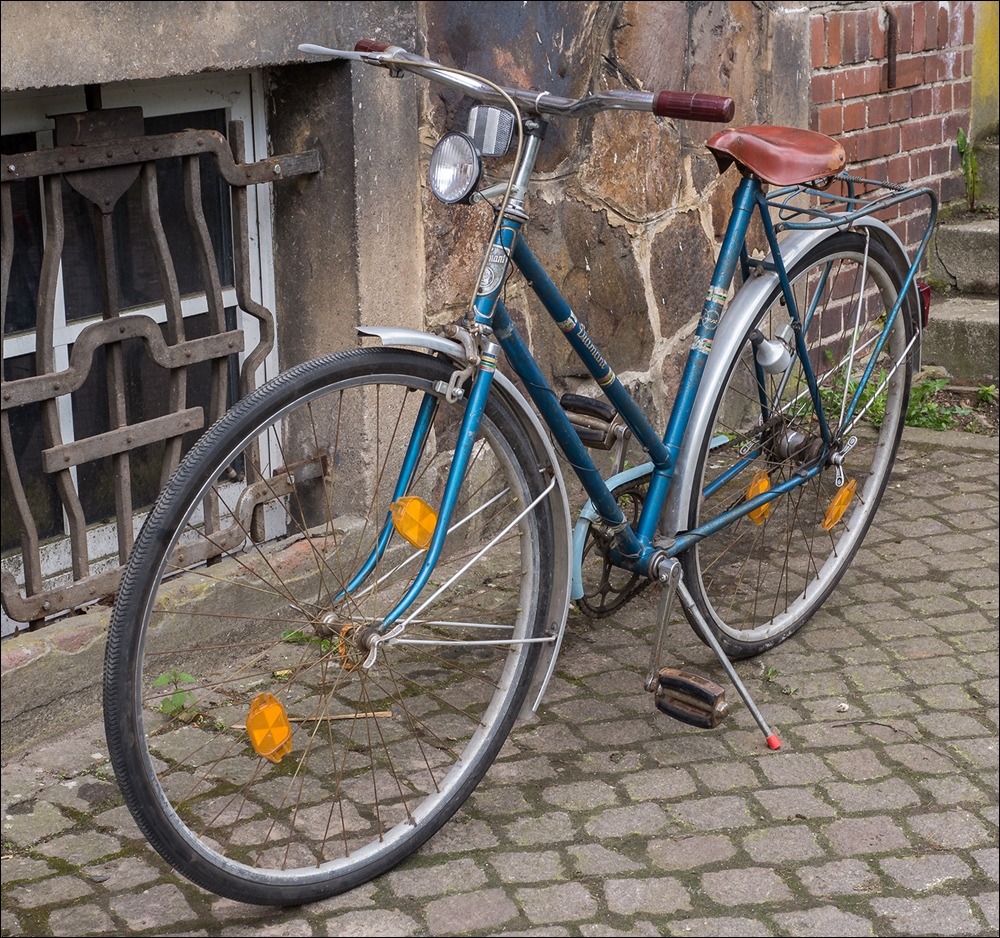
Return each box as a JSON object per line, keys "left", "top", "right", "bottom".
{"left": 662, "top": 176, "right": 759, "bottom": 461}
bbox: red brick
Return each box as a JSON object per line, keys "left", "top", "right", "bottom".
{"left": 896, "top": 3, "right": 913, "bottom": 54}
{"left": 930, "top": 145, "right": 953, "bottom": 176}
{"left": 932, "top": 84, "right": 953, "bottom": 114}
{"left": 963, "top": 49, "right": 973, "bottom": 79}
{"left": 870, "top": 9, "right": 885, "bottom": 59}
{"left": 827, "top": 12, "right": 842, "bottom": 67}
{"left": 953, "top": 79, "right": 971, "bottom": 110}
{"left": 811, "top": 14, "right": 826, "bottom": 69}
{"left": 940, "top": 174, "right": 966, "bottom": 205}
{"left": 910, "top": 150, "right": 931, "bottom": 180}
{"left": 892, "top": 56, "right": 924, "bottom": 89}
{"left": 964, "top": 2, "right": 975, "bottom": 44}
{"left": 835, "top": 64, "right": 881, "bottom": 99}
{"left": 886, "top": 154, "right": 909, "bottom": 185}
{"left": 841, "top": 133, "right": 860, "bottom": 163}
{"left": 943, "top": 111, "right": 966, "bottom": 143}
{"left": 906, "top": 211, "right": 934, "bottom": 247}
{"left": 936, "top": 3, "right": 951, "bottom": 49}
{"left": 818, "top": 104, "right": 843, "bottom": 136}
{"left": 843, "top": 11, "right": 858, "bottom": 63}
{"left": 911, "top": 88, "right": 933, "bottom": 118}
{"left": 876, "top": 125, "right": 901, "bottom": 158}
{"left": 810, "top": 108, "right": 820, "bottom": 133}
{"left": 856, "top": 11, "right": 872, "bottom": 62}
{"left": 812, "top": 72, "right": 835, "bottom": 105}
{"left": 889, "top": 92, "right": 912, "bottom": 123}
{"left": 868, "top": 96, "right": 890, "bottom": 127}
{"left": 926, "top": 52, "right": 960, "bottom": 83}
{"left": 913, "top": 1, "right": 926, "bottom": 52}
{"left": 843, "top": 101, "right": 866, "bottom": 132}
{"left": 902, "top": 117, "right": 942, "bottom": 151}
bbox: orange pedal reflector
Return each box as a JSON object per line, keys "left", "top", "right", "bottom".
{"left": 391, "top": 496, "right": 437, "bottom": 550}
{"left": 822, "top": 477, "right": 857, "bottom": 530}
{"left": 246, "top": 692, "right": 293, "bottom": 763}
{"left": 746, "top": 469, "right": 771, "bottom": 524}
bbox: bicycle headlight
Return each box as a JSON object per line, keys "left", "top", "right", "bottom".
{"left": 429, "top": 132, "right": 482, "bottom": 204}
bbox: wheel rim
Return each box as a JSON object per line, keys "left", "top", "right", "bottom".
{"left": 111, "top": 353, "right": 550, "bottom": 897}
{"left": 689, "top": 240, "right": 909, "bottom": 648}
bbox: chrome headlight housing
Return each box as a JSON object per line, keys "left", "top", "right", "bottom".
{"left": 428, "top": 132, "right": 482, "bottom": 204}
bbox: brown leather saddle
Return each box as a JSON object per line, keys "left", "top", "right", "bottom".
{"left": 707, "top": 126, "right": 847, "bottom": 186}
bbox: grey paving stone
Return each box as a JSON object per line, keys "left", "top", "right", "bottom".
{"left": 46, "top": 904, "right": 115, "bottom": 935}
{"left": 822, "top": 777, "right": 921, "bottom": 812}
{"left": 772, "top": 906, "right": 875, "bottom": 936}
{"left": 700, "top": 867, "right": 792, "bottom": 905}
{"left": 317, "top": 908, "right": 420, "bottom": 936}
{"left": 663, "top": 916, "right": 771, "bottom": 937}
{"left": 489, "top": 850, "right": 566, "bottom": 883}
{"left": 603, "top": 876, "right": 691, "bottom": 916}
{"left": 906, "top": 807, "right": 991, "bottom": 849}
{"left": 796, "top": 858, "right": 881, "bottom": 897}
{"left": 668, "top": 795, "right": 754, "bottom": 831}
{"left": 36, "top": 831, "right": 121, "bottom": 866}
{"left": 880, "top": 854, "right": 973, "bottom": 890}
{"left": 741, "top": 824, "right": 824, "bottom": 863}
{"left": 110, "top": 883, "right": 200, "bottom": 931}
{"left": 426, "top": 887, "right": 519, "bottom": 934}
{"left": 387, "top": 857, "right": 486, "bottom": 898}
{"left": 0, "top": 857, "right": 55, "bottom": 885}
{"left": 5, "top": 874, "right": 93, "bottom": 907}
{"left": 870, "top": 895, "right": 984, "bottom": 935}
{"left": 620, "top": 767, "right": 697, "bottom": 801}
{"left": 585, "top": 801, "right": 671, "bottom": 839}
{"left": 752, "top": 787, "right": 837, "bottom": 820}
{"left": 647, "top": 833, "right": 737, "bottom": 871}
{"left": 541, "top": 779, "right": 618, "bottom": 810}
{"left": 567, "top": 844, "right": 643, "bottom": 876}
{"left": 823, "top": 816, "right": 912, "bottom": 856}
{"left": 516, "top": 882, "right": 599, "bottom": 925}
{"left": 1, "top": 800, "right": 74, "bottom": 845}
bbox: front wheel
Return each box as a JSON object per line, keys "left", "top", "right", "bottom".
{"left": 103, "top": 347, "right": 555, "bottom": 905}
{"left": 681, "top": 232, "right": 913, "bottom": 658}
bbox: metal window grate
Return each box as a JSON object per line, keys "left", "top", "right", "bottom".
{"left": 1, "top": 108, "right": 318, "bottom": 626}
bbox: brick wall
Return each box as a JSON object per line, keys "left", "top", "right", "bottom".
{"left": 810, "top": 1, "right": 974, "bottom": 256}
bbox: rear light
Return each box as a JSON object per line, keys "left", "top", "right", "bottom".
{"left": 916, "top": 280, "right": 931, "bottom": 328}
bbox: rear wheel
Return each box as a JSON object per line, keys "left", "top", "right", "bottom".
{"left": 104, "top": 347, "right": 555, "bottom": 904}
{"left": 682, "top": 233, "right": 913, "bottom": 658}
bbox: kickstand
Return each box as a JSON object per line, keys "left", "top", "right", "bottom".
{"left": 676, "top": 577, "right": 782, "bottom": 750}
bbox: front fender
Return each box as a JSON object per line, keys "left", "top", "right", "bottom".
{"left": 356, "top": 325, "right": 572, "bottom": 712}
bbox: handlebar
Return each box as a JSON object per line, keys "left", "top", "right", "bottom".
{"left": 298, "top": 41, "right": 734, "bottom": 124}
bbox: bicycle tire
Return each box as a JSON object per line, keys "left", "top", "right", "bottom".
{"left": 104, "top": 347, "right": 555, "bottom": 905}
{"left": 681, "top": 232, "right": 913, "bottom": 658}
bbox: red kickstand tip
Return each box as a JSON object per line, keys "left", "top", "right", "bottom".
{"left": 766, "top": 734, "right": 782, "bottom": 750}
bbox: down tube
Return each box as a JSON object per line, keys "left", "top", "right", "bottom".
{"left": 490, "top": 301, "right": 648, "bottom": 569}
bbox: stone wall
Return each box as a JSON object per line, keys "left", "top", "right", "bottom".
{"left": 413, "top": 1, "right": 787, "bottom": 430}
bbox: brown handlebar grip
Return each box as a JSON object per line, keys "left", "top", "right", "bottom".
{"left": 653, "top": 91, "right": 735, "bottom": 123}
{"left": 354, "top": 39, "right": 394, "bottom": 53}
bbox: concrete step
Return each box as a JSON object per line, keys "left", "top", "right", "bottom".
{"left": 976, "top": 141, "right": 998, "bottom": 210}
{"left": 921, "top": 293, "right": 1000, "bottom": 385}
{"left": 928, "top": 214, "right": 999, "bottom": 295}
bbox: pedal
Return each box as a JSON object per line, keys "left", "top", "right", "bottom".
{"left": 655, "top": 668, "right": 729, "bottom": 729}
{"left": 559, "top": 393, "right": 626, "bottom": 450}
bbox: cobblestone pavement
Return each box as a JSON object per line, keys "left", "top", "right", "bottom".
{"left": 2, "top": 428, "right": 997, "bottom": 937}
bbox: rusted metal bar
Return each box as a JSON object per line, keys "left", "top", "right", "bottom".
{"left": 1, "top": 111, "right": 320, "bottom": 626}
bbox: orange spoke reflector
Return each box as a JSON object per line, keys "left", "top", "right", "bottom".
{"left": 246, "top": 692, "right": 293, "bottom": 764}
{"left": 391, "top": 496, "right": 438, "bottom": 550}
{"left": 822, "top": 477, "right": 857, "bottom": 530}
{"left": 746, "top": 469, "right": 771, "bottom": 524}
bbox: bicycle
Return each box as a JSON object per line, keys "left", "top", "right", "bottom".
{"left": 102, "top": 39, "right": 937, "bottom": 906}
